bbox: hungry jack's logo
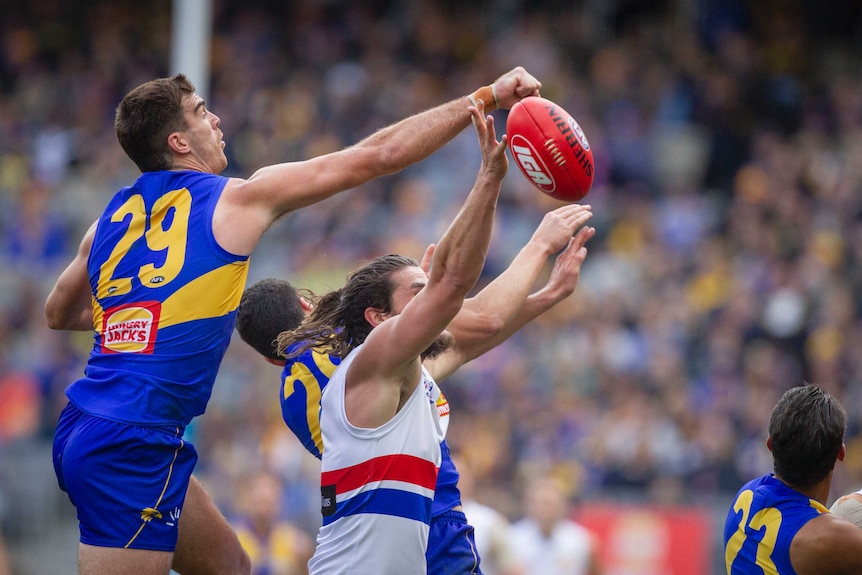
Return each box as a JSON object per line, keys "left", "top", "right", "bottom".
{"left": 101, "top": 301, "right": 161, "bottom": 354}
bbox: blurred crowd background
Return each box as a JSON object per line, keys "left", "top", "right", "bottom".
{"left": 2, "top": 0, "right": 862, "bottom": 572}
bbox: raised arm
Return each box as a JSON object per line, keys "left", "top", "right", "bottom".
{"left": 426, "top": 218, "right": 595, "bottom": 381}
{"left": 353, "top": 103, "right": 509, "bottom": 393}
{"left": 45, "top": 221, "right": 97, "bottom": 331}
{"left": 213, "top": 67, "right": 541, "bottom": 255}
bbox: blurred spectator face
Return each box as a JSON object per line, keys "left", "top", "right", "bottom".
{"left": 524, "top": 477, "right": 569, "bottom": 535}
{"left": 240, "top": 471, "right": 283, "bottom": 527}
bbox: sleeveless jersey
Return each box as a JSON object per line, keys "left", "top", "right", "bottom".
{"left": 66, "top": 171, "right": 249, "bottom": 426}
{"left": 308, "top": 346, "right": 444, "bottom": 575}
{"left": 281, "top": 346, "right": 341, "bottom": 459}
{"left": 281, "top": 346, "right": 462, "bottom": 516}
{"left": 724, "top": 473, "right": 829, "bottom": 574}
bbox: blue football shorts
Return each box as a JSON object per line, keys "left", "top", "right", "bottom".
{"left": 52, "top": 402, "right": 197, "bottom": 551}
{"left": 426, "top": 509, "right": 483, "bottom": 575}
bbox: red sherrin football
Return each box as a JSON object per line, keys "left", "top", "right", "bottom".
{"left": 506, "top": 97, "right": 594, "bottom": 201}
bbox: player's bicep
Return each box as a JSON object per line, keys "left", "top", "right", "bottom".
{"left": 447, "top": 303, "right": 504, "bottom": 354}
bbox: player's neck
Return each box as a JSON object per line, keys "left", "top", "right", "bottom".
{"left": 776, "top": 473, "right": 831, "bottom": 505}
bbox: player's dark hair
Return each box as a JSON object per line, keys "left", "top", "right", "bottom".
{"left": 236, "top": 279, "right": 305, "bottom": 361}
{"left": 115, "top": 74, "right": 195, "bottom": 172}
{"left": 769, "top": 383, "right": 846, "bottom": 489}
{"left": 276, "top": 254, "right": 418, "bottom": 359}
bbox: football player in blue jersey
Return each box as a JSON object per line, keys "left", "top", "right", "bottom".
{"left": 724, "top": 383, "right": 862, "bottom": 574}
{"left": 45, "top": 67, "right": 542, "bottom": 575}
{"left": 236, "top": 204, "right": 594, "bottom": 574}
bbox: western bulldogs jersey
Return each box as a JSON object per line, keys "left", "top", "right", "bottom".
{"left": 281, "top": 346, "right": 462, "bottom": 517}
{"left": 66, "top": 171, "right": 249, "bottom": 426}
{"left": 308, "top": 345, "right": 445, "bottom": 575}
{"left": 725, "top": 473, "right": 829, "bottom": 574}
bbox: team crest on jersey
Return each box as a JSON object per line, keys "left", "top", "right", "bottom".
{"left": 100, "top": 301, "right": 161, "bottom": 354}
{"left": 140, "top": 507, "right": 163, "bottom": 522}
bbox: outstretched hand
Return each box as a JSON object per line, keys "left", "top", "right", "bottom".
{"left": 419, "top": 243, "right": 435, "bottom": 275}
{"left": 530, "top": 204, "right": 593, "bottom": 256}
{"left": 537, "top": 224, "right": 596, "bottom": 302}
{"left": 469, "top": 102, "right": 508, "bottom": 181}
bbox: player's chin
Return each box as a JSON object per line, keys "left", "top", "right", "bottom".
{"left": 216, "top": 154, "right": 229, "bottom": 173}
{"left": 421, "top": 331, "right": 455, "bottom": 361}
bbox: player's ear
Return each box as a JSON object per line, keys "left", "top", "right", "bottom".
{"left": 167, "top": 131, "right": 190, "bottom": 154}
{"left": 300, "top": 296, "right": 314, "bottom": 314}
{"left": 765, "top": 435, "right": 773, "bottom": 453}
{"left": 839, "top": 442, "right": 846, "bottom": 462}
{"left": 364, "top": 307, "right": 386, "bottom": 327}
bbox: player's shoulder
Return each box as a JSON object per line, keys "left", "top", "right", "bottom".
{"left": 791, "top": 512, "right": 862, "bottom": 573}
{"left": 797, "top": 511, "right": 862, "bottom": 541}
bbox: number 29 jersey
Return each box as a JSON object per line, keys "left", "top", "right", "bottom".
{"left": 66, "top": 171, "right": 249, "bottom": 427}
{"left": 724, "top": 473, "right": 829, "bottom": 574}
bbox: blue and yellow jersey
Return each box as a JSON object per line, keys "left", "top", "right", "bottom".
{"left": 67, "top": 171, "right": 249, "bottom": 427}
{"left": 280, "top": 346, "right": 341, "bottom": 459}
{"left": 724, "top": 473, "right": 829, "bottom": 574}
{"left": 281, "top": 347, "right": 463, "bottom": 516}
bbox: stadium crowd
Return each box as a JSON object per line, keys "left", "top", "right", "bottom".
{"left": 2, "top": 0, "right": 862, "bottom": 563}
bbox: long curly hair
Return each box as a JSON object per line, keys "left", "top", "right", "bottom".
{"left": 276, "top": 254, "right": 418, "bottom": 359}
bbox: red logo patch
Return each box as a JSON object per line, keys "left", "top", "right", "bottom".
{"left": 101, "top": 301, "right": 161, "bottom": 354}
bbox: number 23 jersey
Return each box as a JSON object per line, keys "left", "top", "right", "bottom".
{"left": 67, "top": 171, "right": 249, "bottom": 427}
{"left": 724, "top": 473, "right": 829, "bottom": 574}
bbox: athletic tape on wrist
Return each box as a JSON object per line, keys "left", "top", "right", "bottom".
{"left": 468, "top": 85, "right": 498, "bottom": 112}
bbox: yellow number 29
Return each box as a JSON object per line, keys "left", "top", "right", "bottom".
{"left": 97, "top": 189, "right": 192, "bottom": 299}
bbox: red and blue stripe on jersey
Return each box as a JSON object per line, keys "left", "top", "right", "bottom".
{"left": 321, "top": 453, "right": 438, "bottom": 526}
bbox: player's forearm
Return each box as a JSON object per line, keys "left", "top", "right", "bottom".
{"left": 243, "top": 94, "right": 477, "bottom": 224}
{"left": 69, "top": 307, "right": 95, "bottom": 331}
{"left": 461, "top": 240, "right": 551, "bottom": 328}
{"left": 45, "top": 292, "right": 94, "bottom": 331}
{"left": 353, "top": 75, "right": 513, "bottom": 175}
{"left": 45, "top": 267, "right": 94, "bottom": 330}
{"left": 355, "top": 96, "right": 474, "bottom": 175}
{"left": 459, "top": 290, "right": 557, "bottom": 361}
{"left": 432, "top": 168, "right": 501, "bottom": 295}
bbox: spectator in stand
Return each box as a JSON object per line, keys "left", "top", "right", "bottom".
{"left": 509, "top": 475, "right": 603, "bottom": 575}
{"left": 230, "top": 469, "right": 313, "bottom": 575}
{"left": 455, "top": 453, "right": 524, "bottom": 575}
